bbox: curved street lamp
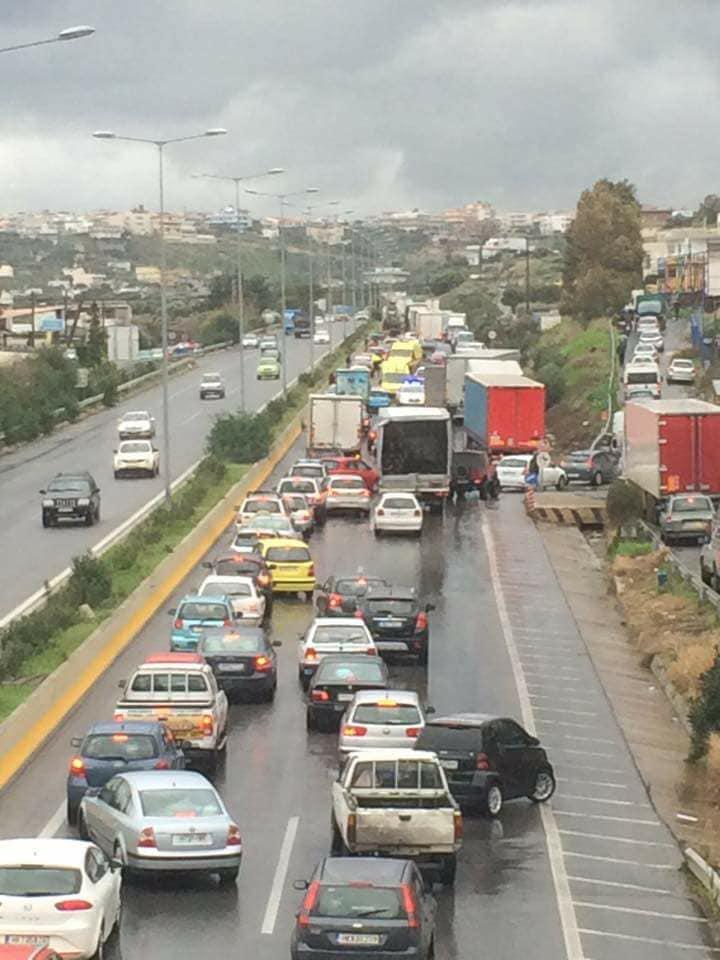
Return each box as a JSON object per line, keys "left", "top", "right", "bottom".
{"left": 0, "top": 25, "right": 95, "bottom": 55}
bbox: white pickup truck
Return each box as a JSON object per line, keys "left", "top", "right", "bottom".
{"left": 330, "top": 749, "right": 463, "bottom": 884}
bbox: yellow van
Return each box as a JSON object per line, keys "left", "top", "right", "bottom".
{"left": 389, "top": 338, "right": 422, "bottom": 367}
{"left": 257, "top": 537, "right": 315, "bottom": 597}
{"left": 380, "top": 357, "right": 412, "bottom": 396}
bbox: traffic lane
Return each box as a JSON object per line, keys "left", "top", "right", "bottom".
{"left": 0, "top": 322, "right": 353, "bottom": 618}
{"left": 0, "top": 474, "right": 568, "bottom": 960}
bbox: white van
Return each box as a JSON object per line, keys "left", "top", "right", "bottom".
{"left": 623, "top": 361, "right": 661, "bottom": 400}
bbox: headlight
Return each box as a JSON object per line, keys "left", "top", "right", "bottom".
{"left": 77, "top": 497, "right": 90, "bottom": 506}
{"left": 42, "top": 499, "right": 53, "bottom": 507}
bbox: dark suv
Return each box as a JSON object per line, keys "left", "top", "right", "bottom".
{"left": 355, "top": 587, "right": 434, "bottom": 665}
{"left": 415, "top": 713, "right": 555, "bottom": 816}
{"left": 291, "top": 856, "right": 436, "bottom": 960}
{"left": 40, "top": 472, "right": 101, "bottom": 527}
{"left": 561, "top": 448, "right": 619, "bottom": 486}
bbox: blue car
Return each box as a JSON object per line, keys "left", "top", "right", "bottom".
{"left": 66, "top": 720, "right": 185, "bottom": 825}
{"left": 169, "top": 594, "right": 236, "bottom": 651}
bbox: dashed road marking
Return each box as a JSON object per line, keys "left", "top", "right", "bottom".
{"left": 574, "top": 900, "right": 706, "bottom": 922}
{"left": 578, "top": 928, "right": 718, "bottom": 951}
{"left": 261, "top": 815, "right": 300, "bottom": 935}
{"left": 554, "top": 810, "right": 660, "bottom": 826}
{"left": 567, "top": 875, "right": 688, "bottom": 897}
{"left": 564, "top": 852, "right": 675, "bottom": 869}
{"left": 560, "top": 830, "right": 675, "bottom": 848}
{"left": 557, "top": 778, "right": 627, "bottom": 790}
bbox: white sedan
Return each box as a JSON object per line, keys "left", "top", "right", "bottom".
{"left": 0, "top": 837, "right": 122, "bottom": 959}
{"left": 113, "top": 439, "right": 160, "bottom": 478}
{"left": 298, "top": 617, "right": 376, "bottom": 688}
{"left": 241, "top": 333, "right": 259, "bottom": 348}
{"left": 667, "top": 357, "right": 695, "bottom": 384}
{"left": 117, "top": 409, "right": 155, "bottom": 439}
{"left": 632, "top": 341, "right": 659, "bottom": 363}
{"left": 397, "top": 379, "right": 425, "bottom": 406}
{"left": 198, "top": 574, "right": 266, "bottom": 623}
{"left": 496, "top": 454, "right": 568, "bottom": 491}
{"left": 313, "top": 328, "right": 330, "bottom": 345}
{"left": 372, "top": 492, "right": 423, "bottom": 535}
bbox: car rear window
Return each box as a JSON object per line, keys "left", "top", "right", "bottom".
{"left": 366, "top": 599, "right": 415, "bottom": 617}
{"left": 214, "top": 559, "right": 262, "bottom": 577}
{"left": 139, "top": 788, "right": 222, "bottom": 818}
{"left": 350, "top": 759, "right": 442, "bottom": 789}
{"left": 83, "top": 733, "right": 158, "bottom": 760}
{"left": 312, "top": 885, "right": 404, "bottom": 919}
{"left": 312, "top": 626, "right": 369, "bottom": 645}
{"left": 203, "top": 580, "right": 252, "bottom": 597}
{"left": 0, "top": 867, "right": 81, "bottom": 896}
{"left": 200, "top": 633, "right": 262, "bottom": 655}
{"left": 330, "top": 477, "right": 365, "bottom": 490}
{"left": 672, "top": 497, "right": 712, "bottom": 513}
{"left": 335, "top": 578, "right": 384, "bottom": 596}
{"left": 244, "top": 499, "right": 281, "bottom": 514}
{"left": 120, "top": 441, "right": 151, "bottom": 453}
{"left": 281, "top": 478, "right": 315, "bottom": 493}
{"left": 283, "top": 495, "right": 308, "bottom": 511}
{"left": 265, "top": 546, "right": 310, "bottom": 563}
{"left": 316, "top": 660, "right": 385, "bottom": 684}
{"left": 416, "top": 724, "right": 482, "bottom": 752}
{"left": 499, "top": 458, "right": 528, "bottom": 468}
{"left": 178, "top": 602, "right": 229, "bottom": 621}
{"left": 382, "top": 498, "right": 416, "bottom": 510}
{"left": 291, "top": 466, "right": 323, "bottom": 478}
{"left": 353, "top": 703, "right": 421, "bottom": 725}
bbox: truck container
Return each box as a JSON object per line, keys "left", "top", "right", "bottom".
{"left": 335, "top": 367, "right": 371, "bottom": 401}
{"left": 624, "top": 400, "right": 720, "bottom": 515}
{"left": 413, "top": 310, "right": 444, "bottom": 340}
{"left": 376, "top": 407, "right": 452, "bottom": 503}
{"left": 308, "top": 394, "right": 364, "bottom": 454}
{"left": 463, "top": 373, "right": 546, "bottom": 454}
{"left": 423, "top": 365, "right": 447, "bottom": 407}
{"left": 446, "top": 350, "right": 522, "bottom": 411}
{"left": 466, "top": 359, "right": 523, "bottom": 378}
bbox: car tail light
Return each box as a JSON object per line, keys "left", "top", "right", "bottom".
{"left": 247, "top": 602, "right": 259, "bottom": 612}
{"left": 476, "top": 752, "right": 490, "bottom": 771}
{"left": 361, "top": 489, "right": 370, "bottom": 497}
{"left": 400, "top": 883, "right": 419, "bottom": 928}
{"left": 257, "top": 573, "right": 271, "bottom": 587}
{"left": 366, "top": 646, "right": 376, "bottom": 655}
{"left": 55, "top": 900, "right": 93, "bottom": 911}
{"left": 223, "top": 618, "right": 233, "bottom": 627}
{"left": 69, "top": 756, "right": 86, "bottom": 777}
{"left": 405, "top": 727, "right": 421, "bottom": 738}
{"left": 415, "top": 612, "right": 428, "bottom": 632}
{"left": 227, "top": 823, "right": 242, "bottom": 846}
{"left": 328, "top": 490, "right": 337, "bottom": 497}
{"left": 174, "top": 618, "right": 183, "bottom": 629}
{"left": 328, "top": 593, "right": 343, "bottom": 608}
{"left": 114, "top": 712, "right": 124, "bottom": 722}
{"left": 413, "top": 509, "right": 422, "bottom": 517}
{"left": 304, "top": 647, "right": 318, "bottom": 661}
{"left": 354, "top": 609, "right": 365, "bottom": 619}
{"left": 376, "top": 508, "right": 385, "bottom": 516}
{"left": 342, "top": 725, "right": 367, "bottom": 737}
{"left": 297, "top": 880, "right": 320, "bottom": 927}
{"left": 308, "top": 564, "right": 315, "bottom": 577}
{"left": 137, "top": 827, "right": 157, "bottom": 848}
{"left": 254, "top": 655, "right": 273, "bottom": 672}
{"left": 201, "top": 715, "right": 214, "bottom": 736}
{"left": 311, "top": 689, "right": 329, "bottom": 702}
{"left": 453, "top": 810, "right": 463, "bottom": 842}
{"left": 347, "top": 813, "right": 357, "bottom": 845}
{"left": 154, "top": 759, "right": 170, "bottom": 770}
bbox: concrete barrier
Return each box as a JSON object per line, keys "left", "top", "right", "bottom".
{"left": 685, "top": 846, "right": 720, "bottom": 905}
{"left": 0, "top": 410, "right": 304, "bottom": 790}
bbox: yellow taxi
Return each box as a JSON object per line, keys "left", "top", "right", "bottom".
{"left": 389, "top": 338, "right": 422, "bottom": 368}
{"left": 257, "top": 537, "right": 316, "bottom": 598}
{"left": 380, "top": 357, "right": 412, "bottom": 396}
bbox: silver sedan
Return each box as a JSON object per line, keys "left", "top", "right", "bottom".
{"left": 338, "top": 689, "right": 426, "bottom": 754}
{"left": 78, "top": 769, "right": 242, "bottom": 884}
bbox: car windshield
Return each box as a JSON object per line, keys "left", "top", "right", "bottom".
{"left": 312, "top": 885, "right": 404, "bottom": 919}
{"left": 626, "top": 371, "right": 658, "bottom": 384}
{"left": 202, "top": 580, "right": 252, "bottom": 597}
{"left": 120, "top": 441, "right": 151, "bottom": 453}
{"left": 200, "top": 634, "right": 263, "bottom": 654}
{"left": 672, "top": 360, "right": 694, "bottom": 369}
{"left": 366, "top": 599, "right": 416, "bottom": 617}
{"left": 331, "top": 478, "right": 365, "bottom": 490}
{"left": 499, "top": 458, "right": 529, "bottom": 468}
{"left": 284, "top": 495, "right": 309, "bottom": 511}
{"left": 139, "top": 788, "right": 223, "bottom": 818}
{"left": 382, "top": 498, "right": 417, "bottom": 510}
{"left": 0, "top": 867, "right": 81, "bottom": 896}
{"left": 312, "top": 626, "right": 369, "bottom": 645}
{"left": 335, "top": 578, "right": 385, "bottom": 596}
{"left": 671, "top": 497, "right": 712, "bottom": 513}
{"left": 178, "top": 602, "right": 229, "bottom": 621}
{"left": 315, "top": 660, "right": 385, "bottom": 683}
{"left": 47, "top": 477, "right": 90, "bottom": 494}
{"left": 353, "top": 703, "right": 421, "bottom": 725}
{"left": 417, "top": 724, "right": 481, "bottom": 751}
{"left": 83, "top": 733, "right": 158, "bottom": 760}
{"left": 265, "top": 546, "right": 310, "bottom": 563}
{"left": 244, "top": 499, "right": 281, "bottom": 514}
{"left": 281, "top": 478, "right": 315, "bottom": 492}
{"left": 123, "top": 412, "right": 148, "bottom": 421}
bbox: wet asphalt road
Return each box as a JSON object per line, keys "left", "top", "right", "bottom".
{"left": 0, "top": 322, "right": 353, "bottom": 620}
{"left": 0, "top": 437, "right": 713, "bottom": 959}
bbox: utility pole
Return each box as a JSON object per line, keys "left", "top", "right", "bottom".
{"left": 350, "top": 228, "right": 357, "bottom": 311}
{"left": 525, "top": 236, "right": 531, "bottom": 316}
{"left": 308, "top": 223, "right": 315, "bottom": 373}
{"left": 326, "top": 226, "right": 333, "bottom": 324}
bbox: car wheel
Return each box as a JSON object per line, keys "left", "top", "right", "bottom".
{"left": 114, "top": 471, "right": 120, "bottom": 480}
{"left": 556, "top": 475, "right": 568, "bottom": 490}
{"left": 77, "top": 810, "right": 90, "bottom": 840}
{"left": 418, "top": 643, "right": 428, "bottom": 667}
{"left": 701, "top": 558, "right": 712, "bottom": 586}
{"left": 591, "top": 470, "right": 604, "bottom": 487}
{"left": 330, "top": 816, "right": 343, "bottom": 855}
{"left": 482, "top": 783, "right": 503, "bottom": 817}
{"left": 217, "top": 867, "right": 239, "bottom": 887}
{"left": 427, "top": 936, "right": 436, "bottom": 960}
{"left": 85, "top": 511, "right": 94, "bottom": 526}
{"left": 90, "top": 926, "right": 105, "bottom": 960}
{"left": 528, "top": 768, "right": 556, "bottom": 803}
{"left": 262, "top": 683, "right": 276, "bottom": 703}
{"left": 42, "top": 511, "right": 51, "bottom": 528}
{"left": 373, "top": 527, "right": 380, "bottom": 538}
{"left": 712, "top": 568, "right": 720, "bottom": 594}
{"left": 439, "top": 854, "right": 457, "bottom": 886}
{"left": 66, "top": 800, "right": 79, "bottom": 827}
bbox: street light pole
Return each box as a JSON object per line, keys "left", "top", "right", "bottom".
{"left": 93, "top": 127, "right": 227, "bottom": 504}
{"left": 307, "top": 225, "right": 315, "bottom": 373}
{"left": 0, "top": 24, "right": 95, "bottom": 55}
{"left": 525, "top": 236, "right": 531, "bottom": 316}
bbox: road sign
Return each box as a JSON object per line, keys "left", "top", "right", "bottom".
{"left": 487, "top": 329, "right": 497, "bottom": 341}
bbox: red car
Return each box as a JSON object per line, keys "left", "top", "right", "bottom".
{"left": 0, "top": 948, "right": 62, "bottom": 960}
{"left": 321, "top": 455, "right": 379, "bottom": 492}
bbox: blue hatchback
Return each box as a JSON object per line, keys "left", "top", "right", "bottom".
{"left": 66, "top": 720, "right": 185, "bottom": 825}
{"left": 168, "top": 594, "right": 236, "bottom": 651}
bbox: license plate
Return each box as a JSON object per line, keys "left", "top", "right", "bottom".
{"left": 685, "top": 522, "right": 706, "bottom": 530}
{"left": 172, "top": 833, "right": 211, "bottom": 846}
{"left": 440, "top": 759, "right": 458, "bottom": 770}
{"left": 58, "top": 507, "right": 74, "bottom": 513}
{"left": 4, "top": 937, "right": 49, "bottom": 946}
{"left": 336, "top": 693, "right": 353, "bottom": 702}
{"left": 337, "top": 934, "right": 381, "bottom": 946}
{"left": 219, "top": 663, "right": 247, "bottom": 673}
{"left": 378, "top": 619, "right": 402, "bottom": 629}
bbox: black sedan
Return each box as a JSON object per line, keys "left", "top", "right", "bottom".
{"left": 291, "top": 856, "right": 436, "bottom": 960}
{"left": 204, "top": 553, "right": 273, "bottom": 617}
{"left": 315, "top": 573, "right": 390, "bottom": 616}
{"left": 306, "top": 654, "right": 388, "bottom": 731}
{"left": 415, "top": 713, "right": 555, "bottom": 816}
{"left": 355, "top": 587, "right": 434, "bottom": 665}
{"left": 197, "top": 627, "right": 281, "bottom": 701}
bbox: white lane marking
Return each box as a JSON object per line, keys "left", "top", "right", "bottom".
{"left": 559, "top": 794, "right": 651, "bottom": 808}
{"left": 261, "top": 816, "right": 300, "bottom": 936}
{"left": 560, "top": 829, "right": 675, "bottom": 848}
{"left": 551, "top": 748, "right": 617, "bottom": 759}
{"left": 574, "top": 900, "right": 705, "bottom": 921}
{"left": 482, "top": 518, "right": 583, "bottom": 960}
{"left": 568, "top": 875, "right": 686, "bottom": 897}
{"left": 533, "top": 706, "right": 598, "bottom": 718}
{"left": 578, "top": 928, "right": 719, "bottom": 951}
{"left": 554, "top": 763, "right": 627, "bottom": 775}
{"left": 530, "top": 693, "right": 596, "bottom": 706}
{"left": 557, "top": 778, "right": 627, "bottom": 790}
{"left": 39, "top": 801, "right": 66, "bottom": 838}
{"left": 536, "top": 729, "right": 615, "bottom": 741}
{"left": 564, "top": 851, "right": 674, "bottom": 869}
{"left": 554, "top": 810, "right": 659, "bottom": 826}
{"left": 527, "top": 683, "right": 587, "bottom": 694}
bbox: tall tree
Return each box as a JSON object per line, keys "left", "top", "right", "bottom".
{"left": 562, "top": 179, "right": 643, "bottom": 323}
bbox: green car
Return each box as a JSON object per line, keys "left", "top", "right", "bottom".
{"left": 257, "top": 356, "right": 281, "bottom": 380}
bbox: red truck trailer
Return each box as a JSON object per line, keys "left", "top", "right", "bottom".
{"left": 624, "top": 399, "right": 720, "bottom": 518}
{"left": 463, "top": 373, "right": 546, "bottom": 454}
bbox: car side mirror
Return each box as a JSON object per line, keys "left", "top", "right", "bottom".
{"left": 425, "top": 603, "right": 436, "bottom": 613}
{"left": 272, "top": 640, "right": 282, "bottom": 647}
{"left": 292, "top": 879, "right": 309, "bottom": 891}
{"left": 109, "top": 858, "right": 123, "bottom": 872}
{"left": 167, "top": 608, "right": 176, "bottom": 615}
{"left": 39, "top": 489, "right": 46, "bottom": 495}
{"left": 425, "top": 705, "right": 435, "bottom": 715}
{"left": 117, "top": 680, "right": 125, "bottom": 688}
{"left": 113, "top": 449, "right": 117, "bottom": 454}
{"left": 202, "top": 561, "right": 212, "bottom": 569}
{"left": 528, "top": 736, "right": 540, "bottom": 746}
{"left": 71, "top": 737, "right": 82, "bottom": 748}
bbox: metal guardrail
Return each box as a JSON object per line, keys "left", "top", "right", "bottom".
{"left": 635, "top": 518, "right": 720, "bottom": 614}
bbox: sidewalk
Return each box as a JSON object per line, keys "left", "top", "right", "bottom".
{"left": 538, "top": 524, "right": 716, "bottom": 863}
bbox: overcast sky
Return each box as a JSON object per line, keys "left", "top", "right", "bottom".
{"left": 1, "top": 1, "right": 718, "bottom": 217}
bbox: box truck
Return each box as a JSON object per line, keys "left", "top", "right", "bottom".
{"left": 308, "top": 394, "right": 364, "bottom": 454}
{"left": 376, "top": 407, "right": 452, "bottom": 504}
{"left": 463, "top": 373, "right": 546, "bottom": 454}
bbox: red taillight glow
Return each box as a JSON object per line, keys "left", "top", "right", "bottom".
{"left": 174, "top": 618, "right": 183, "bottom": 629}
{"left": 69, "top": 756, "right": 86, "bottom": 777}
{"left": 201, "top": 715, "right": 214, "bottom": 736}
{"left": 227, "top": 823, "right": 242, "bottom": 846}
{"left": 401, "top": 883, "right": 419, "bottom": 928}
{"left": 376, "top": 508, "right": 385, "bottom": 516}
{"left": 354, "top": 609, "right": 364, "bottom": 619}
{"left": 476, "top": 752, "right": 490, "bottom": 771}
{"left": 55, "top": 900, "right": 93, "bottom": 911}
{"left": 257, "top": 573, "right": 271, "bottom": 586}
{"left": 347, "top": 813, "right": 357, "bottom": 845}
{"left": 342, "top": 725, "right": 367, "bottom": 737}
{"left": 137, "top": 827, "right": 157, "bottom": 848}
{"left": 254, "top": 654, "right": 272, "bottom": 672}
{"left": 298, "top": 880, "right": 320, "bottom": 927}
{"left": 114, "top": 712, "right": 124, "bottom": 722}
{"left": 223, "top": 618, "right": 233, "bottom": 627}
{"left": 311, "top": 689, "right": 330, "bottom": 702}
{"left": 154, "top": 759, "right": 170, "bottom": 770}
{"left": 308, "top": 564, "right": 315, "bottom": 577}
{"left": 405, "top": 727, "right": 421, "bottom": 738}
{"left": 305, "top": 647, "right": 318, "bottom": 660}
{"left": 454, "top": 810, "right": 463, "bottom": 842}
{"left": 328, "top": 593, "right": 343, "bottom": 608}
{"left": 415, "top": 612, "right": 428, "bottom": 632}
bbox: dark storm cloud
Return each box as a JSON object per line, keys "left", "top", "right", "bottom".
{"left": 1, "top": 0, "right": 720, "bottom": 213}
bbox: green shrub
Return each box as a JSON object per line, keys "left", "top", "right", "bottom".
{"left": 69, "top": 554, "right": 112, "bottom": 608}
{"left": 536, "top": 361, "right": 566, "bottom": 406}
{"left": 606, "top": 479, "right": 644, "bottom": 528}
{"left": 206, "top": 413, "right": 270, "bottom": 463}
{"left": 689, "top": 649, "right": 720, "bottom": 760}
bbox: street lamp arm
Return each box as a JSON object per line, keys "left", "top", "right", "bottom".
{"left": 0, "top": 25, "right": 95, "bottom": 54}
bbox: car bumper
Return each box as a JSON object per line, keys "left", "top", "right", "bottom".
{"left": 200, "top": 390, "right": 224, "bottom": 398}
{"left": 373, "top": 517, "right": 422, "bottom": 532}
{"left": 562, "top": 470, "right": 592, "bottom": 483}
{"left": 126, "top": 850, "right": 242, "bottom": 872}
{"left": 326, "top": 497, "right": 371, "bottom": 511}
{"left": 661, "top": 527, "right": 711, "bottom": 542}
{"left": 271, "top": 577, "right": 316, "bottom": 593}
{"left": 114, "top": 464, "right": 154, "bottom": 476}
{"left": 43, "top": 509, "right": 91, "bottom": 522}
{"left": 217, "top": 672, "right": 275, "bottom": 694}
{"left": 292, "top": 943, "right": 421, "bottom": 960}
{"left": 1, "top": 928, "right": 100, "bottom": 959}
{"left": 119, "top": 429, "right": 153, "bottom": 439}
